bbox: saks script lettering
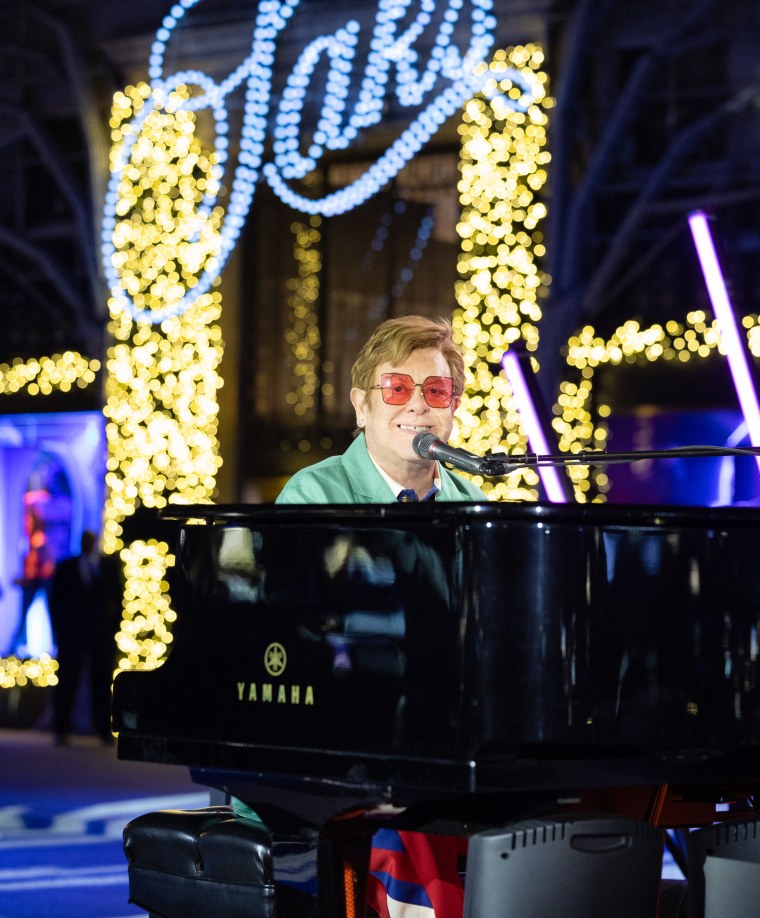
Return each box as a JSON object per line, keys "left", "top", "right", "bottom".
{"left": 103, "top": 0, "right": 537, "bottom": 322}
{"left": 237, "top": 681, "right": 315, "bottom": 705}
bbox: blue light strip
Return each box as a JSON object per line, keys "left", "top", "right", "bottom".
{"left": 369, "top": 207, "right": 436, "bottom": 318}
{"left": 360, "top": 200, "right": 406, "bottom": 272}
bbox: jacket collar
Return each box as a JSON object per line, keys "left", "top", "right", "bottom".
{"left": 341, "top": 434, "right": 452, "bottom": 502}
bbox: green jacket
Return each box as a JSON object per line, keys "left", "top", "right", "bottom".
{"left": 276, "top": 433, "right": 487, "bottom": 504}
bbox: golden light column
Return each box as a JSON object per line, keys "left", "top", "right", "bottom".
{"left": 105, "top": 83, "right": 224, "bottom": 672}
{"left": 453, "top": 44, "right": 553, "bottom": 501}
{"left": 286, "top": 217, "right": 322, "bottom": 421}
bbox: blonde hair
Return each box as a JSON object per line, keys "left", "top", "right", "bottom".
{"left": 351, "top": 315, "right": 464, "bottom": 395}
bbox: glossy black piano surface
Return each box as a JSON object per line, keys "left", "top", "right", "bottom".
{"left": 113, "top": 501, "right": 760, "bottom": 804}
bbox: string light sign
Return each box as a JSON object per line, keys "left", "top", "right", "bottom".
{"left": 101, "top": 0, "right": 542, "bottom": 323}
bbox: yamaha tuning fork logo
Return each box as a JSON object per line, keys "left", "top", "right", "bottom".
{"left": 264, "top": 641, "right": 287, "bottom": 677}
{"left": 236, "top": 640, "right": 315, "bottom": 705}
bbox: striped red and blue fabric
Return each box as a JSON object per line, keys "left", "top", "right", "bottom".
{"left": 366, "top": 829, "right": 468, "bottom": 917}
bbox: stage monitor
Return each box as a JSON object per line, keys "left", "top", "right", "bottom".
{"left": 687, "top": 818, "right": 760, "bottom": 918}
{"left": 463, "top": 814, "right": 663, "bottom": 918}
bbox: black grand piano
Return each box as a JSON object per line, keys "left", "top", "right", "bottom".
{"left": 112, "top": 501, "right": 760, "bottom": 913}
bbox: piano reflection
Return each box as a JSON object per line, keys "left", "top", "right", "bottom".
{"left": 112, "top": 501, "right": 760, "bottom": 913}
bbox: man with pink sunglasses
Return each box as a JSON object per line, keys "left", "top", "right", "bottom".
{"left": 275, "top": 315, "right": 485, "bottom": 917}
{"left": 277, "top": 315, "right": 486, "bottom": 505}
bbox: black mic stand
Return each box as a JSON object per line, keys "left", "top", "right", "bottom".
{"left": 476, "top": 444, "right": 760, "bottom": 477}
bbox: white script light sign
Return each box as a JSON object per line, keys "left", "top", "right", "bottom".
{"left": 102, "top": 0, "right": 541, "bottom": 322}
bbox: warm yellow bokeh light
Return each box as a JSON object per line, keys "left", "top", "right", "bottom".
{"left": 454, "top": 45, "right": 554, "bottom": 501}
{"left": 286, "top": 217, "right": 322, "bottom": 419}
{"left": 104, "top": 82, "right": 224, "bottom": 671}
{"left": 0, "top": 353, "right": 100, "bottom": 396}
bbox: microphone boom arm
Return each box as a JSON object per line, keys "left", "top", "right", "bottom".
{"left": 477, "top": 444, "right": 760, "bottom": 477}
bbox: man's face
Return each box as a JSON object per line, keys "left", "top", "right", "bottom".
{"left": 351, "top": 347, "right": 460, "bottom": 478}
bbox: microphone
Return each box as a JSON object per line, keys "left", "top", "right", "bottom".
{"left": 412, "top": 432, "right": 487, "bottom": 475}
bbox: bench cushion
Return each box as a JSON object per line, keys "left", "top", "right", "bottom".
{"left": 123, "top": 806, "right": 276, "bottom": 918}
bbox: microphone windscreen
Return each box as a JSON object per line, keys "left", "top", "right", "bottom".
{"left": 412, "top": 431, "right": 440, "bottom": 459}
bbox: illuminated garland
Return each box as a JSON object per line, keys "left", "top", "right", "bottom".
{"left": 115, "top": 539, "right": 177, "bottom": 672}
{"left": 285, "top": 217, "right": 322, "bottom": 420}
{"left": 104, "top": 82, "right": 224, "bottom": 672}
{"left": 0, "top": 655, "right": 57, "bottom": 690}
{"left": 567, "top": 314, "right": 725, "bottom": 372}
{"left": 453, "top": 44, "right": 552, "bottom": 501}
{"left": 104, "top": 296, "right": 223, "bottom": 539}
{"left": 557, "top": 312, "right": 757, "bottom": 500}
{"left": 745, "top": 317, "right": 760, "bottom": 357}
{"left": 0, "top": 353, "right": 100, "bottom": 396}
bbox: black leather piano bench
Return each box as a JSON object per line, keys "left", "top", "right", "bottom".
{"left": 122, "top": 805, "right": 276, "bottom": 918}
